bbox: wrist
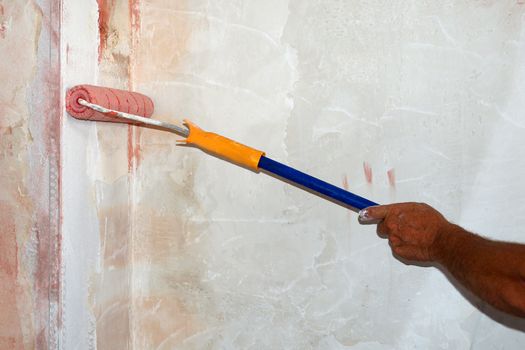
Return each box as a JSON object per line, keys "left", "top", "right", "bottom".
{"left": 431, "top": 223, "right": 466, "bottom": 264}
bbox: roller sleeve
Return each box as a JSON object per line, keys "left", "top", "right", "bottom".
{"left": 66, "top": 84, "right": 154, "bottom": 122}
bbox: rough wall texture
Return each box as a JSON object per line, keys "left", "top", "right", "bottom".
{"left": 4, "top": 0, "right": 525, "bottom": 349}
{"left": 61, "top": 0, "right": 140, "bottom": 349}
{"left": 92, "top": 1, "right": 134, "bottom": 349}
{"left": 129, "top": 0, "right": 525, "bottom": 349}
{"left": 0, "top": 0, "right": 60, "bottom": 348}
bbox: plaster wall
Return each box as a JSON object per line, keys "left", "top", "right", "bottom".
{"left": 3, "top": 0, "right": 525, "bottom": 349}
{"left": 0, "top": 0, "right": 60, "bottom": 348}
{"left": 129, "top": 1, "right": 525, "bottom": 348}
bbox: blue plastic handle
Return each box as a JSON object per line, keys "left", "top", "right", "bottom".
{"left": 258, "top": 156, "right": 378, "bottom": 211}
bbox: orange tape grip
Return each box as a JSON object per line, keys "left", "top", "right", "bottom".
{"left": 181, "top": 120, "right": 265, "bottom": 171}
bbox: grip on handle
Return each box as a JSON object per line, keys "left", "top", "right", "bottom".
{"left": 181, "top": 120, "right": 265, "bottom": 171}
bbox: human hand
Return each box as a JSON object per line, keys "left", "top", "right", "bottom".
{"left": 358, "top": 202, "right": 452, "bottom": 262}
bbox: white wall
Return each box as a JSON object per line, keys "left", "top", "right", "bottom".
{"left": 58, "top": 1, "right": 525, "bottom": 349}
{"left": 61, "top": 1, "right": 101, "bottom": 349}
{"left": 130, "top": 1, "right": 525, "bottom": 348}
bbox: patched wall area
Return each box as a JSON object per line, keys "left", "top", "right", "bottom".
{"left": 4, "top": 1, "right": 525, "bottom": 349}
{"left": 0, "top": 0, "right": 60, "bottom": 348}
{"left": 128, "top": 1, "right": 525, "bottom": 349}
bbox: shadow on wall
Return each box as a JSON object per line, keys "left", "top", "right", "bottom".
{"left": 261, "top": 168, "right": 362, "bottom": 213}
{"left": 440, "top": 267, "right": 525, "bottom": 333}
{"left": 395, "top": 253, "right": 525, "bottom": 332}
{"left": 179, "top": 139, "right": 366, "bottom": 213}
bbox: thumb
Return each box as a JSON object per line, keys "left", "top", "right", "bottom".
{"left": 358, "top": 205, "right": 390, "bottom": 224}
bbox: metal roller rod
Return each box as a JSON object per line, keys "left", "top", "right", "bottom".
{"left": 77, "top": 98, "right": 190, "bottom": 137}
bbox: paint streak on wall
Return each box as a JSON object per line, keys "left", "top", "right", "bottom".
{"left": 0, "top": 0, "right": 61, "bottom": 348}
{"left": 0, "top": 205, "right": 23, "bottom": 349}
{"left": 54, "top": 0, "right": 525, "bottom": 348}
{"left": 123, "top": 0, "right": 525, "bottom": 348}
{"left": 387, "top": 168, "right": 396, "bottom": 188}
{"left": 0, "top": 4, "right": 7, "bottom": 39}
{"left": 96, "top": 0, "right": 111, "bottom": 62}
{"left": 363, "top": 162, "right": 373, "bottom": 184}
{"left": 90, "top": 1, "right": 138, "bottom": 349}
{"left": 0, "top": 2, "right": 39, "bottom": 348}
{"left": 130, "top": 2, "right": 210, "bottom": 347}
{"left": 342, "top": 174, "right": 349, "bottom": 191}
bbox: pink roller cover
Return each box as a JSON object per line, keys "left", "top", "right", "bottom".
{"left": 66, "top": 84, "right": 154, "bottom": 122}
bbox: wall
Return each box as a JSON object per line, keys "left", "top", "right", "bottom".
{"left": 129, "top": 0, "right": 525, "bottom": 349}
{"left": 0, "top": 0, "right": 60, "bottom": 348}
{"left": 61, "top": 0, "right": 139, "bottom": 348}
{"left": 3, "top": 0, "right": 525, "bottom": 349}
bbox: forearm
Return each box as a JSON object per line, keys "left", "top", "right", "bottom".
{"left": 435, "top": 225, "right": 525, "bottom": 317}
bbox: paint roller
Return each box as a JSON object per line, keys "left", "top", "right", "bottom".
{"left": 66, "top": 85, "right": 378, "bottom": 211}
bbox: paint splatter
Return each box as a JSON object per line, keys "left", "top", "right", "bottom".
{"left": 0, "top": 4, "right": 6, "bottom": 39}
{"left": 342, "top": 174, "right": 349, "bottom": 190}
{"left": 0, "top": 204, "right": 23, "bottom": 349}
{"left": 128, "top": 0, "right": 142, "bottom": 171}
{"left": 363, "top": 162, "right": 373, "bottom": 184}
{"left": 96, "top": 0, "right": 112, "bottom": 62}
{"left": 129, "top": 0, "right": 141, "bottom": 35}
{"left": 127, "top": 127, "right": 143, "bottom": 171}
{"left": 387, "top": 168, "right": 396, "bottom": 188}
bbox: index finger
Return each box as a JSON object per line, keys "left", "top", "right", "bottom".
{"left": 359, "top": 204, "right": 393, "bottom": 222}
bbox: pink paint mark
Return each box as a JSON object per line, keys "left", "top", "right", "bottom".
{"left": 128, "top": 0, "right": 142, "bottom": 171}
{"left": 518, "top": 0, "right": 525, "bottom": 5}
{"left": 96, "top": 0, "right": 112, "bottom": 62}
{"left": 19, "top": 0, "right": 64, "bottom": 346}
{"left": 127, "top": 130, "right": 142, "bottom": 171}
{"left": 127, "top": 126, "right": 134, "bottom": 172}
{"left": 0, "top": 204, "right": 23, "bottom": 348}
{"left": 127, "top": 127, "right": 142, "bottom": 172}
{"left": 134, "top": 127, "right": 142, "bottom": 169}
{"left": 363, "top": 162, "right": 373, "bottom": 184}
{"left": 342, "top": 174, "right": 349, "bottom": 190}
{"left": 0, "top": 23, "right": 6, "bottom": 39}
{"left": 129, "top": 0, "right": 141, "bottom": 34}
{"left": 128, "top": 0, "right": 141, "bottom": 83}
{"left": 387, "top": 168, "right": 396, "bottom": 188}
{"left": 0, "top": 4, "right": 6, "bottom": 39}
{"left": 342, "top": 174, "right": 352, "bottom": 218}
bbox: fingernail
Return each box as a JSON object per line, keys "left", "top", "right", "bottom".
{"left": 358, "top": 209, "right": 373, "bottom": 223}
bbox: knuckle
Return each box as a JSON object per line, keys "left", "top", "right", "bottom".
{"left": 386, "top": 220, "right": 397, "bottom": 232}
